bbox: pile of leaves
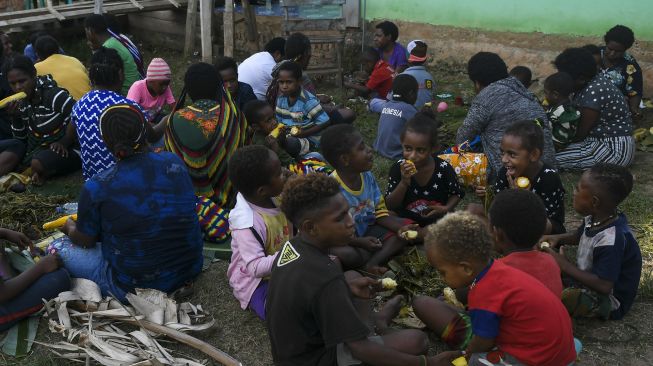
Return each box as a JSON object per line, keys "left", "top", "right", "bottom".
{"left": 0, "top": 193, "right": 67, "bottom": 240}
{"left": 387, "top": 246, "right": 447, "bottom": 300}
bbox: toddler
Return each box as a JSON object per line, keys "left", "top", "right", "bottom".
{"left": 543, "top": 72, "right": 581, "bottom": 150}
{"left": 344, "top": 47, "right": 394, "bottom": 99}
{"left": 127, "top": 57, "right": 175, "bottom": 123}
{"left": 509, "top": 66, "right": 533, "bottom": 89}
{"left": 215, "top": 56, "right": 257, "bottom": 111}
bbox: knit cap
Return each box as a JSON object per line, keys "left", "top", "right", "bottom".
{"left": 146, "top": 58, "right": 171, "bottom": 81}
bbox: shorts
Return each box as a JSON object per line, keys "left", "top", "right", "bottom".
{"left": 248, "top": 280, "right": 268, "bottom": 320}
{"left": 336, "top": 335, "right": 383, "bottom": 366}
{"left": 363, "top": 224, "right": 395, "bottom": 242}
{"left": 32, "top": 148, "right": 81, "bottom": 176}
{"left": 441, "top": 312, "right": 473, "bottom": 350}
{"left": 562, "top": 287, "right": 613, "bottom": 320}
{"left": 0, "top": 139, "right": 26, "bottom": 156}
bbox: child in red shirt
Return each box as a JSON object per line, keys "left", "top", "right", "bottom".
{"left": 344, "top": 47, "right": 394, "bottom": 99}
{"left": 490, "top": 189, "right": 563, "bottom": 297}
{"left": 413, "top": 212, "right": 576, "bottom": 366}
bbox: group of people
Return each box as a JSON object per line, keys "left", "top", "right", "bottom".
{"left": 0, "top": 16, "right": 645, "bottom": 366}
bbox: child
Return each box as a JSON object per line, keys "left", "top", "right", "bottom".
{"left": 413, "top": 212, "right": 577, "bottom": 366}
{"left": 226, "top": 145, "right": 291, "bottom": 320}
{"left": 245, "top": 100, "right": 296, "bottom": 167}
{"left": 489, "top": 189, "right": 563, "bottom": 297}
{"left": 268, "top": 173, "right": 455, "bottom": 365}
{"left": 371, "top": 74, "right": 419, "bottom": 159}
{"left": 344, "top": 47, "right": 394, "bottom": 99}
{"left": 275, "top": 61, "right": 330, "bottom": 155}
{"left": 543, "top": 72, "right": 581, "bottom": 150}
{"left": 385, "top": 110, "right": 464, "bottom": 226}
{"left": 541, "top": 163, "right": 642, "bottom": 320}
{"left": 400, "top": 40, "right": 436, "bottom": 108}
{"left": 321, "top": 125, "right": 413, "bottom": 269}
{"left": 215, "top": 56, "right": 257, "bottom": 111}
{"left": 127, "top": 58, "right": 175, "bottom": 123}
{"left": 0, "top": 228, "right": 70, "bottom": 331}
{"left": 479, "top": 120, "right": 566, "bottom": 234}
{"left": 509, "top": 66, "right": 533, "bottom": 89}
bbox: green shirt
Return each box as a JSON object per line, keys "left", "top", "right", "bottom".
{"left": 103, "top": 37, "right": 140, "bottom": 95}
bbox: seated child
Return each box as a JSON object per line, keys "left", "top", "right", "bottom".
{"left": 127, "top": 57, "right": 175, "bottom": 123}
{"left": 490, "top": 189, "right": 563, "bottom": 297}
{"left": 543, "top": 72, "right": 581, "bottom": 150}
{"left": 215, "top": 56, "right": 257, "bottom": 111}
{"left": 399, "top": 40, "right": 436, "bottom": 108}
{"left": 344, "top": 47, "right": 394, "bottom": 99}
{"left": 509, "top": 65, "right": 533, "bottom": 89}
{"left": 275, "top": 61, "right": 330, "bottom": 155}
{"left": 226, "top": 145, "right": 291, "bottom": 320}
{"left": 541, "top": 163, "right": 641, "bottom": 320}
{"left": 385, "top": 110, "right": 464, "bottom": 226}
{"left": 370, "top": 74, "right": 419, "bottom": 159}
{"left": 413, "top": 212, "right": 577, "bottom": 366}
{"left": 0, "top": 228, "right": 70, "bottom": 331}
{"left": 478, "top": 120, "right": 566, "bottom": 234}
{"left": 321, "top": 125, "right": 414, "bottom": 269}
{"left": 268, "top": 173, "right": 448, "bottom": 365}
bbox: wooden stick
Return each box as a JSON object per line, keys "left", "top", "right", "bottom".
{"left": 183, "top": 0, "right": 197, "bottom": 56}
{"left": 222, "top": 0, "right": 234, "bottom": 57}
{"left": 200, "top": 0, "right": 214, "bottom": 62}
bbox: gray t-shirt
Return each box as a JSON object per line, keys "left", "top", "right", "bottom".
{"left": 374, "top": 100, "right": 417, "bottom": 159}
{"left": 574, "top": 74, "right": 632, "bottom": 138}
{"left": 402, "top": 66, "right": 436, "bottom": 108}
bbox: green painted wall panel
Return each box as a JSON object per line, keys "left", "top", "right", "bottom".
{"left": 364, "top": 0, "right": 653, "bottom": 41}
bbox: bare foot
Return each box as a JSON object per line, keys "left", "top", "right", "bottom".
{"left": 31, "top": 172, "right": 43, "bottom": 186}
{"left": 374, "top": 295, "right": 404, "bottom": 334}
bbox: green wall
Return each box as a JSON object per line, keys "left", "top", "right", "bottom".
{"left": 364, "top": 0, "right": 653, "bottom": 41}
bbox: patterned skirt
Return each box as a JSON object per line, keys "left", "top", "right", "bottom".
{"left": 555, "top": 135, "right": 635, "bottom": 170}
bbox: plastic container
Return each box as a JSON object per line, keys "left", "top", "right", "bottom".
{"left": 56, "top": 202, "right": 78, "bottom": 215}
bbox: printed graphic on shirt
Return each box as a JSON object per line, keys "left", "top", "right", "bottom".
{"left": 277, "top": 241, "right": 301, "bottom": 267}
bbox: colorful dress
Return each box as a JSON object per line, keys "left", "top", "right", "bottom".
{"left": 600, "top": 48, "right": 643, "bottom": 98}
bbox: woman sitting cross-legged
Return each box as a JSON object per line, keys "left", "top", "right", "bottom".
{"left": 51, "top": 104, "right": 203, "bottom": 302}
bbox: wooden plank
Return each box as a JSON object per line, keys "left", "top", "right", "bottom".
{"left": 343, "top": 0, "right": 359, "bottom": 28}
{"left": 93, "top": 0, "right": 102, "bottom": 13}
{"left": 283, "top": 19, "right": 345, "bottom": 32}
{"left": 126, "top": 0, "right": 144, "bottom": 10}
{"left": 135, "top": 8, "right": 184, "bottom": 21}
{"left": 241, "top": 0, "right": 257, "bottom": 43}
{"left": 281, "top": 0, "right": 344, "bottom": 6}
{"left": 128, "top": 13, "right": 187, "bottom": 34}
{"left": 200, "top": 0, "right": 213, "bottom": 62}
{"left": 46, "top": 0, "right": 66, "bottom": 20}
{"left": 183, "top": 0, "right": 197, "bottom": 56}
{"left": 222, "top": 0, "right": 233, "bottom": 57}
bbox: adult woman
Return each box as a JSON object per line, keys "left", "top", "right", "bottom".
{"left": 0, "top": 56, "right": 79, "bottom": 184}
{"left": 373, "top": 20, "right": 408, "bottom": 72}
{"left": 601, "top": 25, "right": 643, "bottom": 120}
{"left": 456, "top": 52, "right": 556, "bottom": 181}
{"left": 554, "top": 48, "right": 635, "bottom": 169}
{"left": 54, "top": 105, "right": 203, "bottom": 302}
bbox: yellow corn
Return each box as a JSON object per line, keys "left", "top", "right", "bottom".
{"left": 381, "top": 278, "right": 397, "bottom": 290}
{"left": 269, "top": 124, "right": 284, "bottom": 138}
{"left": 516, "top": 176, "right": 530, "bottom": 188}
{"left": 42, "top": 214, "right": 77, "bottom": 230}
{"left": 452, "top": 356, "right": 468, "bottom": 366}
{"left": 0, "top": 92, "right": 27, "bottom": 109}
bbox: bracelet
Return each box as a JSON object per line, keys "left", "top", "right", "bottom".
{"left": 419, "top": 355, "right": 427, "bottom": 366}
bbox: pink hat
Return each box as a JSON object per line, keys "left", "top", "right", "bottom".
{"left": 146, "top": 58, "right": 171, "bottom": 81}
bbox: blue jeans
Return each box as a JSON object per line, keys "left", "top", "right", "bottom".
{"left": 48, "top": 237, "right": 127, "bottom": 302}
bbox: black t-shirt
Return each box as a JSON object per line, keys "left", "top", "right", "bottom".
{"left": 386, "top": 157, "right": 465, "bottom": 226}
{"left": 493, "top": 163, "right": 566, "bottom": 234}
{"left": 267, "top": 237, "right": 370, "bottom": 366}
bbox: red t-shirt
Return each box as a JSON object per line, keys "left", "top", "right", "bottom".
{"left": 468, "top": 261, "right": 576, "bottom": 366}
{"left": 499, "top": 251, "right": 563, "bottom": 297}
{"left": 366, "top": 60, "right": 394, "bottom": 99}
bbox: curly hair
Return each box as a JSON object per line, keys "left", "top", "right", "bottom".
{"left": 391, "top": 74, "right": 418, "bottom": 104}
{"left": 281, "top": 173, "right": 342, "bottom": 225}
{"left": 604, "top": 25, "right": 635, "bottom": 50}
{"left": 587, "top": 163, "right": 634, "bottom": 205}
{"left": 320, "top": 124, "right": 361, "bottom": 169}
{"left": 277, "top": 61, "right": 302, "bottom": 80}
{"left": 509, "top": 66, "right": 532, "bottom": 88}
{"left": 467, "top": 52, "right": 508, "bottom": 86}
{"left": 503, "top": 120, "right": 544, "bottom": 153}
{"left": 228, "top": 145, "right": 275, "bottom": 196}
{"left": 264, "top": 37, "right": 286, "bottom": 56}
{"left": 489, "top": 189, "right": 547, "bottom": 248}
{"left": 34, "top": 35, "right": 59, "bottom": 60}
{"left": 214, "top": 56, "right": 237, "bottom": 73}
{"left": 375, "top": 21, "right": 399, "bottom": 42}
{"left": 401, "top": 109, "right": 439, "bottom": 148}
{"left": 184, "top": 62, "right": 221, "bottom": 101}
{"left": 554, "top": 47, "right": 597, "bottom": 82}
{"left": 425, "top": 212, "right": 493, "bottom": 263}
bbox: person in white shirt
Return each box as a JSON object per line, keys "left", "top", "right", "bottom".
{"left": 238, "top": 37, "right": 286, "bottom": 100}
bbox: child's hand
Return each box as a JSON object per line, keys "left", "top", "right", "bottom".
{"left": 398, "top": 223, "right": 421, "bottom": 242}
{"left": 36, "top": 254, "right": 62, "bottom": 274}
{"left": 60, "top": 218, "right": 77, "bottom": 236}
{"left": 399, "top": 160, "right": 417, "bottom": 183}
{"left": 0, "top": 228, "right": 33, "bottom": 250}
{"left": 543, "top": 245, "right": 569, "bottom": 267}
{"left": 474, "top": 185, "right": 487, "bottom": 198}
{"left": 421, "top": 204, "right": 449, "bottom": 218}
{"left": 49, "top": 142, "right": 68, "bottom": 157}
{"left": 351, "top": 237, "right": 382, "bottom": 251}
{"left": 347, "top": 276, "right": 382, "bottom": 299}
{"left": 537, "top": 235, "right": 561, "bottom": 250}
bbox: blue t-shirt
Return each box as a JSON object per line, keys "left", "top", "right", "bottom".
{"left": 73, "top": 90, "right": 141, "bottom": 181}
{"left": 373, "top": 100, "right": 417, "bottom": 159}
{"left": 400, "top": 66, "right": 435, "bottom": 108}
{"left": 332, "top": 171, "right": 390, "bottom": 237}
{"left": 576, "top": 214, "right": 642, "bottom": 319}
{"left": 76, "top": 152, "right": 203, "bottom": 295}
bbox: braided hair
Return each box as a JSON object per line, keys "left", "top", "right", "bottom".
{"left": 89, "top": 47, "right": 123, "bottom": 89}
{"left": 99, "top": 104, "right": 147, "bottom": 160}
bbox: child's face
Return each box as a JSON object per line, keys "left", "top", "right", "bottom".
{"left": 343, "top": 135, "right": 374, "bottom": 173}
{"left": 219, "top": 68, "right": 239, "bottom": 96}
{"left": 426, "top": 244, "right": 473, "bottom": 289}
{"left": 147, "top": 79, "right": 170, "bottom": 96}
{"left": 311, "top": 193, "right": 356, "bottom": 245}
{"left": 7, "top": 69, "right": 36, "bottom": 99}
{"left": 401, "top": 130, "right": 435, "bottom": 167}
{"left": 277, "top": 70, "right": 301, "bottom": 97}
{"left": 572, "top": 171, "right": 596, "bottom": 216}
{"left": 499, "top": 134, "right": 540, "bottom": 178}
{"left": 543, "top": 85, "right": 565, "bottom": 107}
{"left": 254, "top": 105, "right": 278, "bottom": 135}
{"left": 264, "top": 151, "right": 286, "bottom": 197}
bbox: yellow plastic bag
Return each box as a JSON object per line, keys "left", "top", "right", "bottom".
{"left": 438, "top": 152, "right": 487, "bottom": 188}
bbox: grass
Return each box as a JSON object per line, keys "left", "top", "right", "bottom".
{"left": 3, "top": 36, "right": 653, "bottom": 365}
